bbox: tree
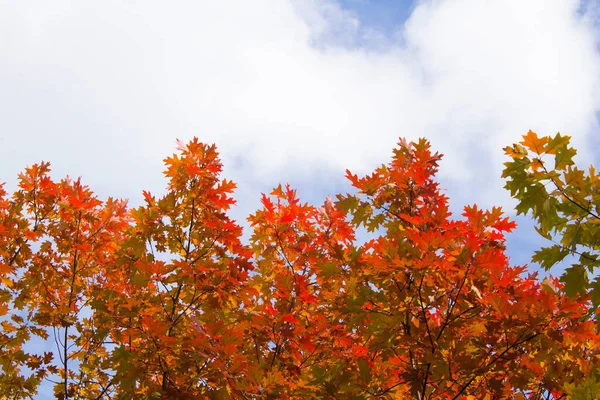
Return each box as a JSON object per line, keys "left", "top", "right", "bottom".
{"left": 503, "top": 131, "right": 599, "bottom": 311}
{"left": 503, "top": 130, "right": 600, "bottom": 399}
{"left": 1, "top": 137, "right": 598, "bottom": 399}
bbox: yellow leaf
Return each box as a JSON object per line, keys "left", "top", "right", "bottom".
{"left": 520, "top": 130, "right": 548, "bottom": 153}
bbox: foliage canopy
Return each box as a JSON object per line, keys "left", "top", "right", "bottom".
{"left": 504, "top": 130, "right": 600, "bottom": 307}
{"left": 0, "top": 136, "right": 598, "bottom": 399}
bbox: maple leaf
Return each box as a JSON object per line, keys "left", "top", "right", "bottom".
{"left": 0, "top": 135, "right": 597, "bottom": 399}
{"left": 282, "top": 314, "right": 300, "bottom": 324}
{"left": 520, "top": 129, "right": 548, "bottom": 153}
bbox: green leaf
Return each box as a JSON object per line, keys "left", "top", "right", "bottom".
{"left": 358, "top": 358, "right": 371, "bottom": 383}
{"left": 560, "top": 265, "right": 588, "bottom": 298}
{"left": 131, "top": 271, "right": 150, "bottom": 288}
{"left": 320, "top": 262, "right": 341, "bottom": 278}
{"left": 564, "top": 366, "right": 600, "bottom": 400}
{"left": 554, "top": 141, "right": 577, "bottom": 170}
{"left": 589, "top": 276, "right": 600, "bottom": 309}
{"left": 532, "top": 245, "right": 570, "bottom": 271}
{"left": 335, "top": 194, "right": 359, "bottom": 213}
{"left": 533, "top": 225, "right": 552, "bottom": 240}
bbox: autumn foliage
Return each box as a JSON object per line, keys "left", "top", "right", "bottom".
{"left": 1, "top": 137, "right": 599, "bottom": 399}
{"left": 504, "top": 131, "right": 600, "bottom": 308}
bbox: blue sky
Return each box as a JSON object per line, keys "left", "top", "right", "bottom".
{"left": 1, "top": 1, "right": 600, "bottom": 396}
{"left": 1, "top": 0, "right": 598, "bottom": 287}
{"left": 339, "top": 0, "right": 417, "bottom": 37}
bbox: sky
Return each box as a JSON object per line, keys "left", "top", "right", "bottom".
{"left": 1, "top": 0, "right": 599, "bottom": 259}
{"left": 2, "top": 1, "right": 600, "bottom": 397}
{"left": 2, "top": 0, "right": 599, "bottom": 258}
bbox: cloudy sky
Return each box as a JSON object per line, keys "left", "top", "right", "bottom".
{"left": 2, "top": 0, "right": 600, "bottom": 269}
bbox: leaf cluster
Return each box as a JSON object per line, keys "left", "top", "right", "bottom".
{"left": 503, "top": 131, "right": 600, "bottom": 309}
{"left": 0, "top": 136, "right": 598, "bottom": 399}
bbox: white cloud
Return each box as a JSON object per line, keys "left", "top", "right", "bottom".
{"left": 0, "top": 0, "right": 599, "bottom": 217}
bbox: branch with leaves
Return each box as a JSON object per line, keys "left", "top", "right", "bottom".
{"left": 0, "top": 136, "right": 598, "bottom": 398}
